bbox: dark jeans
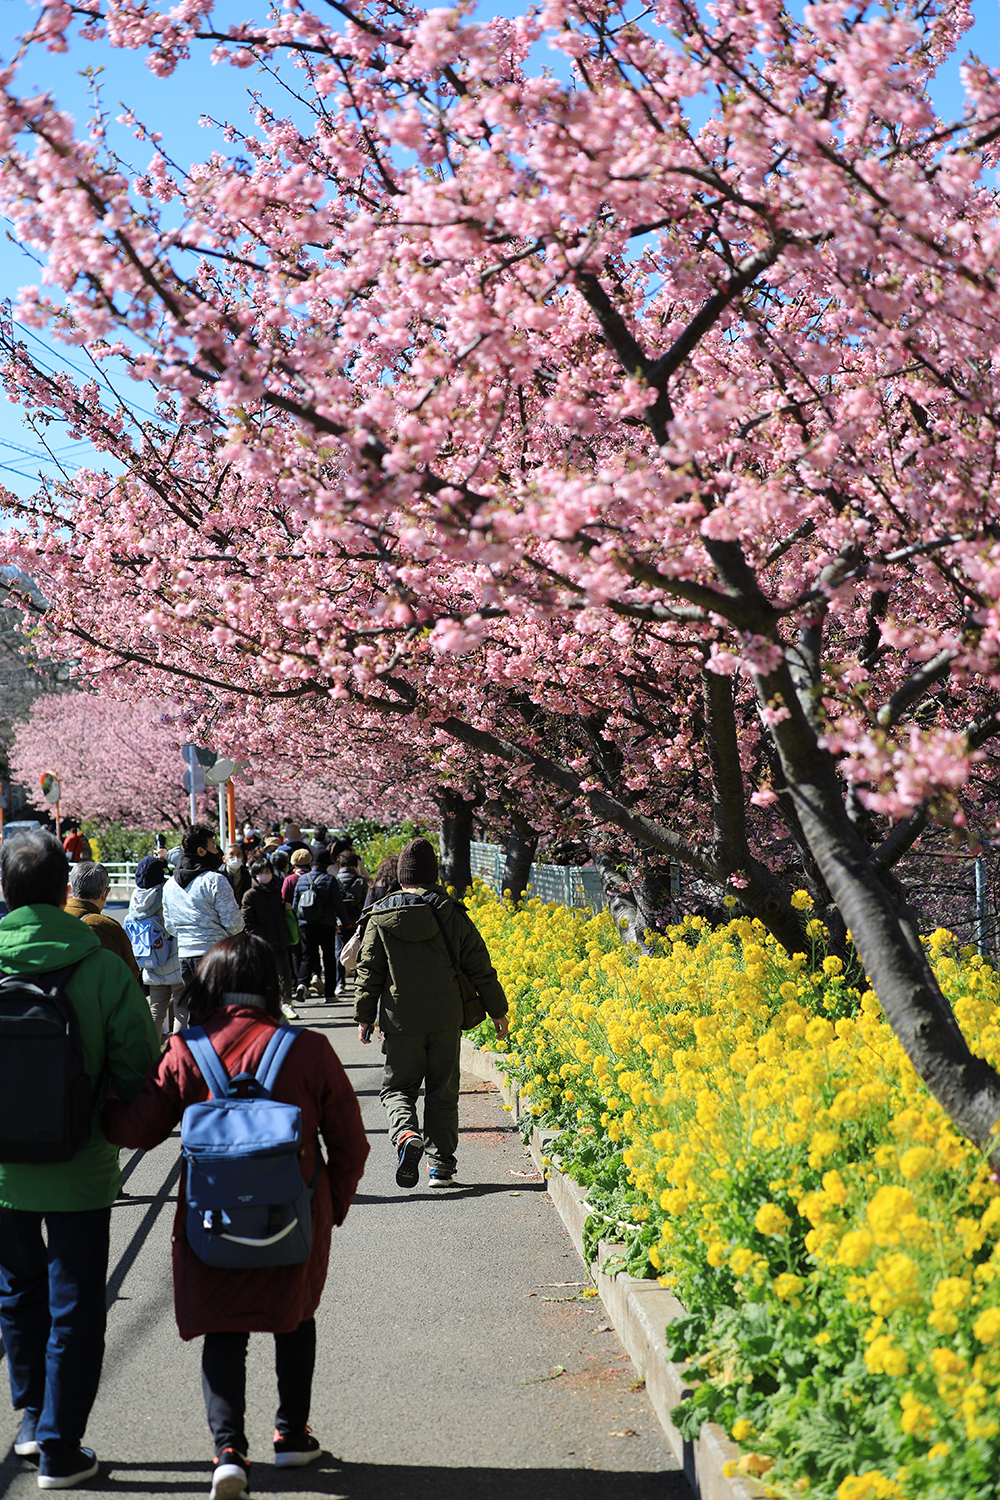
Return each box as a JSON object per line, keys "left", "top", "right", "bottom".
{"left": 0, "top": 1206, "right": 111, "bottom": 1452}
{"left": 334, "top": 927, "right": 357, "bottom": 990}
{"left": 295, "top": 926, "right": 337, "bottom": 998}
{"left": 380, "top": 1029, "right": 462, "bottom": 1170}
{"left": 180, "top": 955, "right": 203, "bottom": 987}
{"left": 201, "top": 1318, "right": 316, "bottom": 1455}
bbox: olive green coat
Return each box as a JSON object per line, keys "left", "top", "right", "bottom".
{"left": 353, "top": 887, "right": 507, "bottom": 1034}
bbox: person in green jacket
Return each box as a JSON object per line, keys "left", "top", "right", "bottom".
{"left": 354, "top": 838, "right": 508, "bottom": 1190}
{"left": 0, "top": 830, "right": 160, "bottom": 1490}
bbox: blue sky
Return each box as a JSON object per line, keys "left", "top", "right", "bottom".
{"left": 0, "top": 0, "right": 996, "bottom": 498}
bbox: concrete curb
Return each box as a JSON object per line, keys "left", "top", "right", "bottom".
{"left": 461, "top": 1039, "right": 767, "bottom": 1500}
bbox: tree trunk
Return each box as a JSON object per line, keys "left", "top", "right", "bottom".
{"left": 435, "top": 786, "right": 477, "bottom": 895}
{"left": 593, "top": 847, "right": 645, "bottom": 944}
{"left": 593, "top": 851, "right": 681, "bottom": 947}
{"left": 503, "top": 807, "right": 538, "bottom": 903}
{"left": 633, "top": 861, "right": 679, "bottom": 936}
{"left": 761, "top": 659, "right": 1000, "bottom": 1160}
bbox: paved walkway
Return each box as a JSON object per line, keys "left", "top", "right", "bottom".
{"left": 0, "top": 998, "right": 693, "bottom": 1499}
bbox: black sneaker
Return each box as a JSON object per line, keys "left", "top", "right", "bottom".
{"left": 37, "top": 1447, "right": 99, "bottom": 1490}
{"left": 395, "top": 1133, "right": 424, "bottom": 1188}
{"left": 273, "top": 1426, "right": 322, "bottom": 1468}
{"left": 210, "top": 1448, "right": 250, "bottom": 1500}
{"left": 14, "top": 1410, "right": 40, "bottom": 1459}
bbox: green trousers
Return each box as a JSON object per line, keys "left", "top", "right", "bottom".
{"left": 380, "top": 1029, "right": 462, "bottom": 1171}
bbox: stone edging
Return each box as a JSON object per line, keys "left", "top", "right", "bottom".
{"left": 461, "top": 1039, "right": 766, "bottom": 1500}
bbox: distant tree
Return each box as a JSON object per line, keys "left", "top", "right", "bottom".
{"left": 0, "top": 572, "right": 71, "bottom": 782}
{"left": 9, "top": 693, "right": 196, "bottom": 827}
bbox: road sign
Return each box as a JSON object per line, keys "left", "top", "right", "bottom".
{"left": 182, "top": 765, "right": 206, "bottom": 795}
{"left": 40, "top": 772, "right": 61, "bottom": 805}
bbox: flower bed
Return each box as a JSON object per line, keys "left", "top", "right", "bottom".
{"left": 465, "top": 884, "right": 1000, "bottom": 1500}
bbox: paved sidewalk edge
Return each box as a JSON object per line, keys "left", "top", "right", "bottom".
{"left": 461, "top": 1039, "right": 767, "bottom": 1500}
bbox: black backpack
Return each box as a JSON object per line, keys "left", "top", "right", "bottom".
{"left": 336, "top": 870, "right": 366, "bottom": 926}
{"left": 0, "top": 961, "right": 93, "bottom": 1163}
{"left": 294, "top": 872, "right": 338, "bottom": 928}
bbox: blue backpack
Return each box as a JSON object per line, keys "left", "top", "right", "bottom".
{"left": 124, "top": 914, "right": 173, "bottom": 970}
{"left": 180, "top": 1024, "right": 316, "bottom": 1269}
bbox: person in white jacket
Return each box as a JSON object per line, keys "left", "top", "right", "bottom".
{"left": 161, "top": 825, "right": 244, "bottom": 990}
{"left": 126, "top": 854, "right": 187, "bottom": 1034}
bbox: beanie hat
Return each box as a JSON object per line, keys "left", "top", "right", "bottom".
{"left": 397, "top": 838, "right": 438, "bottom": 888}
{"left": 135, "top": 854, "right": 167, "bottom": 889}
{"left": 291, "top": 848, "right": 312, "bottom": 869}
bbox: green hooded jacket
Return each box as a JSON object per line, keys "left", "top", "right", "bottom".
{"left": 353, "top": 887, "right": 507, "bottom": 1034}
{"left": 0, "top": 903, "right": 161, "bottom": 1211}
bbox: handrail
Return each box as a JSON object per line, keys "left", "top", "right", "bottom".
{"left": 468, "top": 841, "right": 610, "bottom": 911}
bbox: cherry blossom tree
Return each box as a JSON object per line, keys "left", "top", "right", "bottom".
{"left": 2, "top": 0, "right": 1000, "bottom": 1149}
{"left": 9, "top": 691, "right": 201, "bottom": 826}
{"left": 7, "top": 689, "right": 419, "bottom": 829}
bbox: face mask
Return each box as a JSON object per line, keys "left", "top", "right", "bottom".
{"left": 257, "top": 873, "right": 272, "bottom": 885}
{"left": 226, "top": 859, "right": 241, "bottom": 872}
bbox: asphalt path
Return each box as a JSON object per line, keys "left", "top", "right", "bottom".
{"left": 0, "top": 979, "right": 693, "bottom": 1500}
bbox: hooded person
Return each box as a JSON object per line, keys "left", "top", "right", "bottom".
{"left": 0, "top": 831, "right": 159, "bottom": 1489}
{"left": 161, "top": 824, "right": 244, "bottom": 989}
{"left": 354, "top": 838, "right": 509, "bottom": 1189}
{"left": 126, "top": 854, "right": 187, "bottom": 1034}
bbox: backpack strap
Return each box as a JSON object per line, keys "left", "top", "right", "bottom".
{"left": 182, "top": 1026, "right": 232, "bottom": 1101}
{"left": 419, "top": 893, "right": 464, "bottom": 979}
{"left": 0, "top": 959, "right": 85, "bottom": 992}
{"left": 253, "top": 1024, "right": 301, "bottom": 1093}
{"left": 255, "top": 1024, "right": 301, "bottom": 1093}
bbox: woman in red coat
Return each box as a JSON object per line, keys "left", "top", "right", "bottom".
{"left": 103, "top": 933, "right": 368, "bottom": 1500}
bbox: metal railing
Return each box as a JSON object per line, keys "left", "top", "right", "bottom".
{"left": 101, "top": 861, "right": 138, "bottom": 897}
{"left": 469, "top": 841, "right": 609, "bottom": 912}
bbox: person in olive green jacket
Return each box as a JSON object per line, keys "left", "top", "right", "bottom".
{"left": 355, "top": 837, "right": 508, "bottom": 1190}
{"left": 0, "top": 830, "right": 160, "bottom": 1490}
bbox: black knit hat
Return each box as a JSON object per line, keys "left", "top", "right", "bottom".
{"left": 135, "top": 854, "right": 167, "bottom": 889}
{"left": 397, "top": 838, "right": 438, "bottom": 887}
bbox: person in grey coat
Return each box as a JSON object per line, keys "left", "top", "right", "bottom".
{"left": 126, "top": 854, "right": 186, "bottom": 1034}
{"left": 161, "top": 824, "right": 243, "bottom": 988}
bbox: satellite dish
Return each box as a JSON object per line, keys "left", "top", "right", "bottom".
{"left": 204, "top": 758, "right": 238, "bottom": 785}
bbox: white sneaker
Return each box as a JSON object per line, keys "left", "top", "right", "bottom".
{"left": 281, "top": 1002, "right": 300, "bottom": 1021}
{"left": 37, "top": 1448, "right": 99, "bottom": 1490}
{"left": 428, "top": 1169, "right": 459, "bottom": 1187}
{"left": 210, "top": 1449, "right": 249, "bottom": 1500}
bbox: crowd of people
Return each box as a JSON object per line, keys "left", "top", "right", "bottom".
{"left": 0, "top": 821, "right": 508, "bottom": 1498}
{"left": 122, "top": 820, "right": 379, "bottom": 1024}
